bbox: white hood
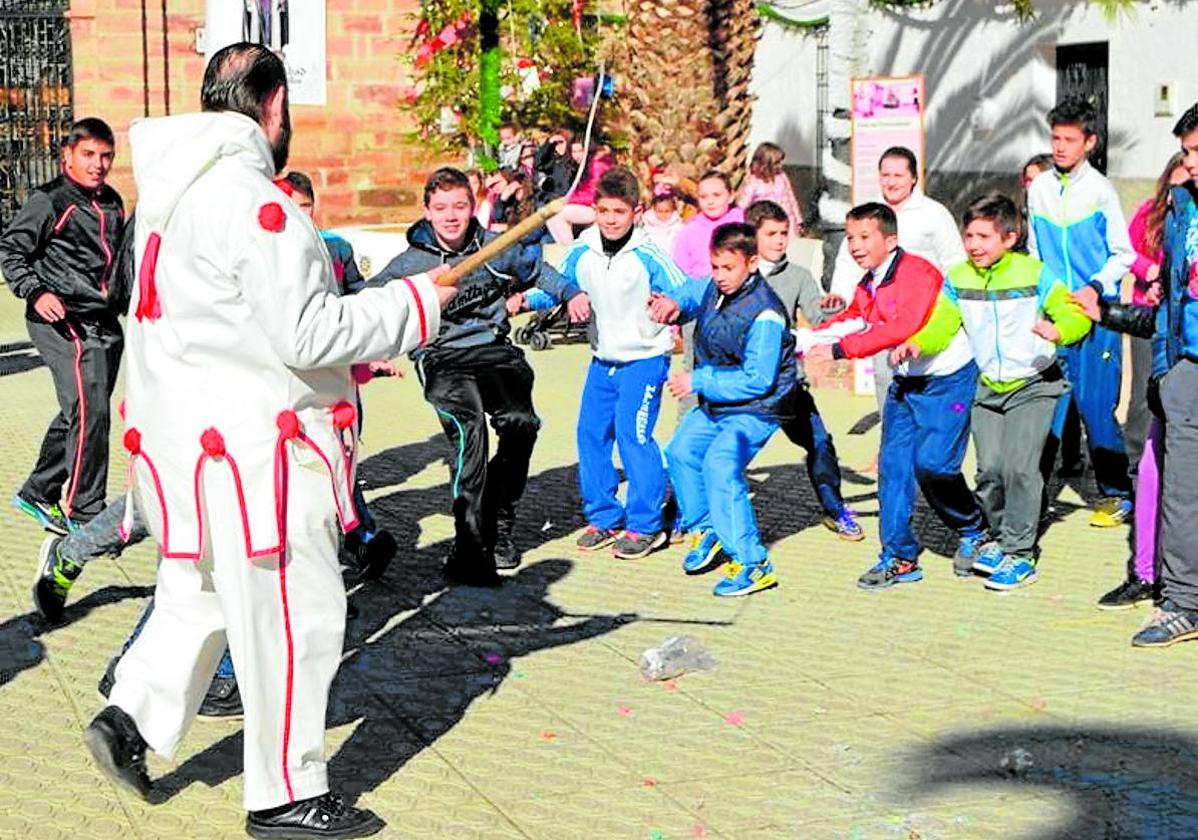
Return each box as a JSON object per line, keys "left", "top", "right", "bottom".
{"left": 130, "top": 111, "right": 274, "bottom": 231}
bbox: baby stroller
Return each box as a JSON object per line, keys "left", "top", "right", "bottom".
{"left": 513, "top": 300, "right": 586, "bottom": 351}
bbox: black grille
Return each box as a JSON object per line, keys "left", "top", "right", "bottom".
{"left": 0, "top": 0, "right": 73, "bottom": 226}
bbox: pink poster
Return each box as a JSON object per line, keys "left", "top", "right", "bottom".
{"left": 850, "top": 76, "right": 925, "bottom": 204}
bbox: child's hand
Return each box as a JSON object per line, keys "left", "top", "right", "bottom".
{"left": 667, "top": 371, "right": 692, "bottom": 398}
{"left": 889, "top": 341, "right": 921, "bottom": 366}
{"left": 1032, "top": 319, "right": 1062, "bottom": 343}
{"left": 369, "top": 360, "right": 403, "bottom": 378}
{"left": 819, "top": 293, "right": 846, "bottom": 312}
{"left": 648, "top": 292, "right": 680, "bottom": 324}
{"left": 32, "top": 291, "right": 66, "bottom": 323}
{"left": 505, "top": 292, "right": 525, "bottom": 316}
{"left": 1071, "top": 288, "right": 1102, "bottom": 321}
{"left": 567, "top": 292, "right": 591, "bottom": 323}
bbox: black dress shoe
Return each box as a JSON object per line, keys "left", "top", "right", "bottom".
{"left": 344, "top": 529, "right": 397, "bottom": 581}
{"left": 83, "top": 706, "right": 153, "bottom": 800}
{"left": 198, "top": 675, "right": 243, "bottom": 719}
{"left": 245, "top": 792, "right": 385, "bottom": 839}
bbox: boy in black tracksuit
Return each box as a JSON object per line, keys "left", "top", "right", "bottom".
{"left": 1, "top": 119, "right": 126, "bottom": 532}
{"left": 372, "top": 167, "right": 582, "bottom": 586}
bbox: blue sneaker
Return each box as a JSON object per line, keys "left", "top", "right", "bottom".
{"left": 682, "top": 531, "right": 722, "bottom": 575}
{"left": 970, "top": 541, "right": 1004, "bottom": 577}
{"left": 822, "top": 508, "right": 865, "bottom": 542}
{"left": 984, "top": 555, "right": 1038, "bottom": 590}
{"left": 13, "top": 492, "right": 75, "bottom": 535}
{"left": 857, "top": 552, "right": 922, "bottom": 590}
{"left": 712, "top": 558, "right": 777, "bottom": 597}
{"left": 952, "top": 531, "right": 990, "bottom": 577}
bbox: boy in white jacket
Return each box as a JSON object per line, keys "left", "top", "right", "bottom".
{"left": 564, "top": 168, "right": 689, "bottom": 558}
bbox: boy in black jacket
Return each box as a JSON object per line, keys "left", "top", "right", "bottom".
{"left": 371, "top": 167, "right": 584, "bottom": 586}
{"left": 1, "top": 118, "right": 125, "bottom": 532}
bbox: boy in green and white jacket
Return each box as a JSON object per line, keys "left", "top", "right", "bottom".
{"left": 892, "top": 193, "right": 1091, "bottom": 590}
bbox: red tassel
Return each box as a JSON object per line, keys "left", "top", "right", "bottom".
{"left": 276, "top": 410, "right": 302, "bottom": 440}
{"left": 135, "top": 232, "right": 162, "bottom": 321}
{"left": 332, "top": 401, "right": 357, "bottom": 431}
{"left": 200, "top": 428, "right": 226, "bottom": 457}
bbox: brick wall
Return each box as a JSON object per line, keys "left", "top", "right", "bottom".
{"left": 67, "top": 0, "right": 440, "bottom": 226}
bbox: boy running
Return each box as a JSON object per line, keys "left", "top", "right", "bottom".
{"left": 894, "top": 193, "right": 1091, "bottom": 589}
{"left": 652, "top": 223, "right": 794, "bottom": 597}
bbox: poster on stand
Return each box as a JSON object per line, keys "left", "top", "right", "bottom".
{"left": 850, "top": 75, "right": 925, "bottom": 204}
{"left": 205, "top": 1, "right": 327, "bottom": 106}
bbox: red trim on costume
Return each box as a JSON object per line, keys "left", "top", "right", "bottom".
{"left": 125, "top": 446, "right": 196, "bottom": 560}
{"left": 91, "top": 200, "right": 113, "bottom": 298}
{"left": 62, "top": 324, "right": 87, "bottom": 518}
{"left": 135, "top": 233, "right": 163, "bottom": 321}
{"left": 400, "top": 276, "right": 428, "bottom": 345}
{"left": 52, "top": 203, "right": 77, "bottom": 233}
{"left": 273, "top": 435, "right": 297, "bottom": 802}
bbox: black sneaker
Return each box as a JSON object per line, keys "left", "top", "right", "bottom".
{"left": 32, "top": 535, "right": 81, "bottom": 623}
{"left": 98, "top": 655, "right": 119, "bottom": 699}
{"left": 245, "top": 792, "right": 385, "bottom": 839}
{"left": 442, "top": 555, "right": 502, "bottom": 588}
{"left": 12, "top": 492, "right": 75, "bottom": 535}
{"left": 343, "top": 529, "right": 397, "bottom": 581}
{"left": 1097, "top": 578, "right": 1155, "bottom": 611}
{"left": 575, "top": 526, "right": 618, "bottom": 552}
{"left": 612, "top": 530, "right": 667, "bottom": 559}
{"left": 857, "top": 553, "right": 923, "bottom": 591}
{"left": 83, "top": 706, "right": 153, "bottom": 800}
{"left": 493, "top": 526, "right": 522, "bottom": 570}
{"left": 1131, "top": 600, "right": 1198, "bottom": 648}
{"left": 198, "top": 675, "right": 243, "bottom": 719}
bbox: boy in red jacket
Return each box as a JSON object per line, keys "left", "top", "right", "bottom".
{"left": 800, "top": 203, "right": 989, "bottom": 589}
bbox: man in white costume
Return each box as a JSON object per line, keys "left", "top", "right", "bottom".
{"left": 83, "top": 43, "right": 452, "bottom": 839}
{"left": 826, "top": 146, "right": 966, "bottom": 412}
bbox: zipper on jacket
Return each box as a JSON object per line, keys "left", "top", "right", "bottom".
{"left": 91, "top": 199, "right": 113, "bottom": 299}
{"left": 985, "top": 265, "right": 1004, "bottom": 384}
{"left": 1059, "top": 173, "right": 1072, "bottom": 291}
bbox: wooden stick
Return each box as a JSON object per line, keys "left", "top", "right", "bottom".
{"left": 435, "top": 197, "right": 568, "bottom": 286}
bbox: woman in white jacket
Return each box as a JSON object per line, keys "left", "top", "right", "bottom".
{"left": 83, "top": 44, "right": 452, "bottom": 839}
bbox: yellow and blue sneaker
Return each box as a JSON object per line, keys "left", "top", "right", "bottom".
{"left": 984, "top": 555, "right": 1038, "bottom": 590}
{"left": 713, "top": 558, "right": 777, "bottom": 597}
{"left": 13, "top": 492, "right": 75, "bottom": 535}
{"left": 1090, "top": 497, "right": 1132, "bottom": 528}
{"left": 682, "top": 530, "right": 722, "bottom": 575}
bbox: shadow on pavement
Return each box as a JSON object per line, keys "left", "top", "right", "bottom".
{"left": 0, "top": 585, "right": 153, "bottom": 688}
{"left": 899, "top": 724, "right": 1198, "bottom": 839}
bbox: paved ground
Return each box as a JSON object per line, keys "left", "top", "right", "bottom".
{"left": 0, "top": 293, "right": 1194, "bottom": 840}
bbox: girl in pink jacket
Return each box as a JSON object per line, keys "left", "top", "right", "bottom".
{"left": 672, "top": 171, "right": 744, "bottom": 279}
{"left": 737, "top": 143, "right": 804, "bottom": 237}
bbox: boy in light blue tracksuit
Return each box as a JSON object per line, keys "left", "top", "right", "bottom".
{"left": 1027, "top": 97, "right": 1136, "bottom": 526}
{"left": 561, "top": 167, "right": 689, "bottom": 559}
{"left": 654, "top": 222, "right": 795, "bottom": 598}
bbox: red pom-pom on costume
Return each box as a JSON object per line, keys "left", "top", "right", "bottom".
{"left": 123, "top": 428, "right": 142, "bottom": 454}
{"left": 332, "top": 401, "right": 357, "bottom": 431}
{"left": 258, "top": 202, "right": 286, "bottom": 233}
{"left": 276, "top": 409, "right": 302, "bottom": 440}
{"left": 200, "top": 428, "right": 226, "bottom": 457}
{"left": 351, "top": 364, "right": 374, "bottom": 385}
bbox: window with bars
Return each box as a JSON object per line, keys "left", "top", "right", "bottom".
{"left": 0, "top": 0, "right": 73, "bottom": 227}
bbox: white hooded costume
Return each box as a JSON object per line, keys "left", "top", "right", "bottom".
{"left": 107, "top": 110, "right": 441, "bottom": 810}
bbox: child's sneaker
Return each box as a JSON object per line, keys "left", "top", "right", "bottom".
{"left": 857, "top": 552, "right": 922, "bottom": 591}
{"left": 970, "top": 542, "right": 1004, "bottom": 576}
{"left": 682, "top": 531, "right": 722, "bottom": 574}
{"left": 1097, "top": 577, "right": 1155, "bottom": 611}
{"left": 984, "top": 555, "right": 1038, "bottom": 590}
{"left": 1130, "top": 599, "right": 1198, "bottom": 647}
{"left": 712, "top": 558, "right": 777, "bottom": 597}
{"left": 669, "top": 527, "right": 685, "bottom": 545}
{"left": 32, "top": 536, "right": 81, "bottom": 623}
{"left": 1090, "top": 497, "right": 1132, "bottom": 528}
{"left": 952, "top": 532, "right": 991, "bottom": 577}
{"left": 613, "top": 530, "right": 667, "bottom": 559}
{"left": 13, "top": 492, "right": 75, "bottom": 535}
{"left": 576, "top": 526, "right": 619, "bottom": 552}
{"left": 822, "top": 508, "right": 865, "bottom": 542}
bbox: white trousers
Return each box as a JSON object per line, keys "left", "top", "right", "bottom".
{"left": 110, "top": 460, "right": 346, "bottom": 811}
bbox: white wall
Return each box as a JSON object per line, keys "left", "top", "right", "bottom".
{"left": 751, "top": 0, "right": 1198, "bottom": 180}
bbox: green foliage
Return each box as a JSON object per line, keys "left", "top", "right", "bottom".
{"left": 870, "top": 0, "right": 1139, "bottom": 19}
{"left": 405, "top": 0, "right": 603, "bottom": 158}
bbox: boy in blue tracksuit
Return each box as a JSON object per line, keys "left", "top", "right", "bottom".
{"left": 653, "top": 222, "right": 795, "bottom": 597}
{"left": 1027, "top": 97, "right": 1136, "bottom": 526}
{"left": 562, "top": 167, "right": 688, "bottom": 559}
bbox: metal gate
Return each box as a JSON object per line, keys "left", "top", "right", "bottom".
{"left": 0, "top": 0, "right": 73, "bottom": 228}
{"left": 1056, "top": 41, "right": 1109, "bottom": 174}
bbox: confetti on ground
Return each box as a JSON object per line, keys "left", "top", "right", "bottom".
{"left": 514, "top": 670, "right": 527, "bottom": 679}
{"left": 541, "top": 730, "right": 558, "bottom": 741}
{"left": 642, "top": 776, "right": 658, "bottom": 787}
{"left": 1051, "top": 594, "right": 1065, "bottom": 604}
{"left": 662, "top": 680, "right": 679, "bottom": 692}
{"left": 485, "top": 653, "right": 503, "bottom": 665}
{"left": 724, "top": 711, "right": 745, "bottom": 726}
{"left": 691, "top": 822, "right": 708, "bottom": 837}
{"left": 649, "top": 831, "right": 664, "bottom": 840}
{"left": 1031, "top": 697, "right": 1048, "bottom": 711}
{"left": 956, "top": 624, "right": 971, "bottom": 637}
{"left": 541, "top": 520, "right": 553, "bottom": 532}
{"left": 617, "top": 704, "right": 633, "bottom": 717}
